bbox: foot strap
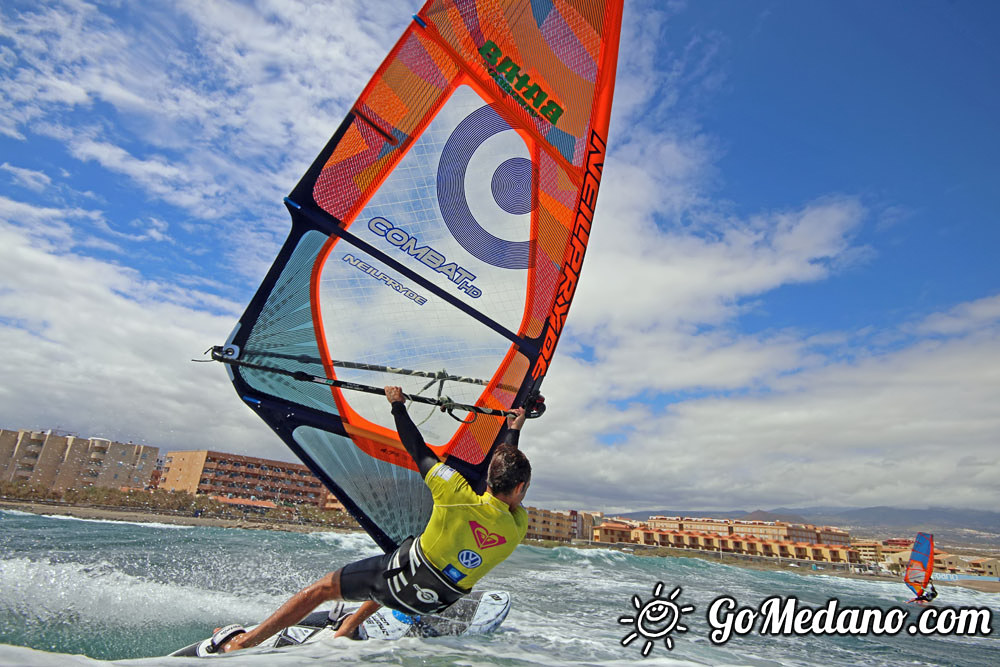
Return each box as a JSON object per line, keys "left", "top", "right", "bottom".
{"left": 205, "top": 624, "right": 246, "bottom": 654}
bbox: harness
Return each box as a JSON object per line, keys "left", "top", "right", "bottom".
{"left": 383, "top": 536, "right": 465, "bottom": 615}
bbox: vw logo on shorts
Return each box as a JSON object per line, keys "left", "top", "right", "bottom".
{"left": 458, "top": 549, "right": 483, "bottom": 568}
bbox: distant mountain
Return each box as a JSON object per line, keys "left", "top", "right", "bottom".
{"left": 613, "top": 506, "right": 1000, "bottom": 547}
{"left": 785, "top": 507, "right": 1000, "bottom": 546}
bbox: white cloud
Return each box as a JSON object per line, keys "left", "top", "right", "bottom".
{"left": 0, "top": 194, "right": 123, "bottom": 254}
{"left": 0, "top": 195, "right": 101, "bottom": 237}
{"left": 2, "top": 1, "right": 360, "bottom": 221}
{"left": 530, "top": 311, "right": 1000, "bottom": 513}
{"left": 1, "top": 162, "right": 53, "bottom": 191}
{"left": 0, "top": 0, "right": 418, "bottom": 297}
{"left": 568, "top": 191, "right": 867, "bottom": 367}
{"left": 0, "top": 212, "right": 267, "bottom": 459}
{"left": 140, "top": 217, "right": 170, "bottom": 243}
{"left": 65, "top": 138, "right": 228, "bottom": 215}
{"left": 913, "top": 294, "right": 1000, "bottom": 337}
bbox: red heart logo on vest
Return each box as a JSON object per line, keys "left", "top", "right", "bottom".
{"left": 469, "top": 520, "right": 507, "bottom": 549}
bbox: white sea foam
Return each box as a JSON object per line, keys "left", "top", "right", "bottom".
{"left": 0, "top": 557, "right": 279, "bottom": 629}
{"left": 307, "top": 530, "right": 381, "bottom": 556}
{"left": 36, "top": 514, "right": 194, "bottom": 530}
{"left": 0, "top": 508, "right": 37, "bottom": 517}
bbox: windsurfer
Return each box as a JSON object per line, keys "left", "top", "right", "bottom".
{"left": 219, "top": 387, "right": 530, "bottom": 652}
{"left": 915, "top": 580, "right": 938, "bottom": 603}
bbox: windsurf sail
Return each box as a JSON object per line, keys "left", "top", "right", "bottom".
{"left": 213, "top": 0, "right": 623, "bottom": 552}
{"left": 903, "top": 532, "right": 934, "bottom": 597}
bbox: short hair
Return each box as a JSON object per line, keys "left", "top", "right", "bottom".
{"left": 487, "top": 444, "right": 531, "bottom": 495}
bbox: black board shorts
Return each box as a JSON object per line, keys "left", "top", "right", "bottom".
{"left": 339, "top": 536, "right": 466, "bottom": 615}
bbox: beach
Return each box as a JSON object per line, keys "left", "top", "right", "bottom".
{"left": 4, "top": 499, "right": 998, "bottom": 594}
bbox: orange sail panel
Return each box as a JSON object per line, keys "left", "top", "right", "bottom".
{"left": 217, "top": 0, "right": 623, "bottom": 552}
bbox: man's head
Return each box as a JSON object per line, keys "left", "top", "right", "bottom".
{"left": 487, "top": 444, "right": 531, "bottom": 504}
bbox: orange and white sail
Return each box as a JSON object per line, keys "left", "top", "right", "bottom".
{"left": 214, "top": 0, "right": 623, "bottom": 552}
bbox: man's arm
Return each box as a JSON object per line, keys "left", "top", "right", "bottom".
{"left": 385, "top": 386, "right": 439, "bottom": 477}
{"left": 333, "top": 600, "right": 381, "bottom": 639}
{"left": 502, "top": 407, "right": 526, "bottom": 448}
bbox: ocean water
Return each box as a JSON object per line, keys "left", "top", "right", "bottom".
{"left": 1, "top": 509, "right": 997, "bottom": 666}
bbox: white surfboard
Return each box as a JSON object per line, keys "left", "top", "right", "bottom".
{"left": 169, "top": 590, "right": 510, "bottom": 657}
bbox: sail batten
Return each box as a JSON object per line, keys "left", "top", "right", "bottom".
{"left": 217, "top": 0, "right": 622, "bottom": 551}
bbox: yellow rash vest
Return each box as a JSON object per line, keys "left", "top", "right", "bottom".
{"left": 418, "top": 462, "right": 528, "bottom": 589}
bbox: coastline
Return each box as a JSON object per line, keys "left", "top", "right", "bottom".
{"left": 642, "top": 547, "right": 1000, "bottom": 593}
{"left": 4, "top": 499, "right": 998, "bottom": 594}
{"left": 0, "top": 499, "right": 349, "bottom": 535}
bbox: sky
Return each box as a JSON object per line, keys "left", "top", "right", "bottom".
{"left": 1, "top": 0, "right": 998, "bottom": 515}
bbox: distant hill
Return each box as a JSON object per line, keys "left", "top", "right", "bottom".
{"left": 614, "top": 506, "right": 1000, "bottom": 547}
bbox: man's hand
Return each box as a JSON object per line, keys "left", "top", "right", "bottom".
{"left": 506, "top": 406, "right": 526, "bottom": 431}
{"left": 333, "top": 600, "right": 381, "bottom": 639}
{"left": 385, "top": 386, "right": 405, "bottom": 404}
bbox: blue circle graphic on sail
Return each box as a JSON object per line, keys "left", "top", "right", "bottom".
{"left": 491, "top": 157, "right": 533, "bottom": 215}
{"left": 437, "top": 105, "right": 532, "bottom": 269}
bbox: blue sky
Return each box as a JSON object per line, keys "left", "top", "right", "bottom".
{"left": 653, "top": 1, "right": 1000, "bottom": 334}
{"left": 1, "top": 0, "right": 998, "bottom": 514}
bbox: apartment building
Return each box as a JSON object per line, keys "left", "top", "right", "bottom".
{"left": 571, "top": 509, "right": 602, "bottom": 540}
{"left": 933, "top": 552, "right": 969, "bottom": 574}
{"left": 592, "top": 514, "right": 860, "bottom": 565}
{"left": 524, "top": 507, "right": 603, "bottom": 542}
{"left": 321, "top": 492, "right": 347, "bottom": 512}
{"left": 731, "top": 520, "right": 786, "bottom": 541}
{"left": 525, "top": 506, "right": 575, "bottom": 541}
{"left": 883, "top": 547, "right": 999, "bottom": 578}
{"left": 159, "top": 450, "right": 332, "bottom": 508}
{"left": 817, "top": 526, "right": 850, "bottom": 546}
{"left": 969, "top": 558, "right": 999, "bottom": 577}
{"left": 850, "top": 539, "right": 885, "bottom": 563}
{"left": 884, "top": 548, "right": 912, "bottom": 568}
{"left": 646, "top": 516, "right": 683, "bottom": 531}
{"left": 683, "top": 517, "right": 731, "bottom": 535}
{"left": 641, "top": 516, "right": 847, "bottom": 547}
{"left": 593, "top": 520, "right": 634, "bottom": 543}
{"left": 785, "top": 523, "right": 823, "bottom": 543}
{"left": 884, "top": 538, "right": 913, "bottom": 548}
{"left": 0, "top": 428, "right": 158, "bottom": 491}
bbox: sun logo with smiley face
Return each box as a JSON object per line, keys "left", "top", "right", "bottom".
{"left": 619, "top": 583, "right": 695, "bottom": 655}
